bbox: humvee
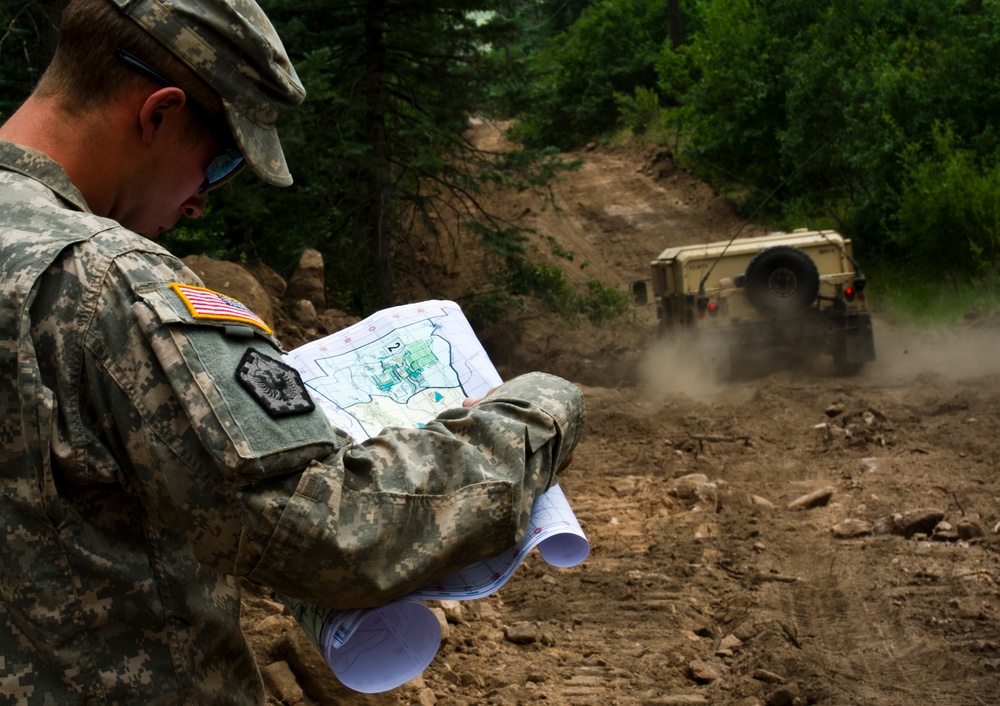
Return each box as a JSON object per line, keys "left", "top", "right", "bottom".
{"left": 632, "top": 229, "right": 876, "bottom": 376}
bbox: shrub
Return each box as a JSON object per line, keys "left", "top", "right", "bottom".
{"left": 893, "top": 124, "right": 1000, "bottom": 277}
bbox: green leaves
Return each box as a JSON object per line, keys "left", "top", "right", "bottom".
{"left": 507, "top": 0, "right": 676, "bottom": 149}
{"left": 663, "top": 0, "right": 1000, "bottom": 286}
{"left": 895, "top": 123, "right": 1000, "bottom": 276}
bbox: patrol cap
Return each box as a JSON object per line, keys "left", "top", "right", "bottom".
{"left": 109, "top": 0, "right": 306, "bottom": 187}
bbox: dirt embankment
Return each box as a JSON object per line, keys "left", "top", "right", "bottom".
{"left": 198, "top": 120, "right": 1000, "bottom": 706}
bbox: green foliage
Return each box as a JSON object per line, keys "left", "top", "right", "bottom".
{"left": 580, "top": 278, "right": 632, "bottom": 324}
{"left": 461, "top": 215, "right": 631, "bottom": 327}
{"left": 481, "top": 249, "right": 630, "bottom": 327}
{"left": 511, "top": 260, "right": 576, "bottom": 312}
{"left": 655, "top": 39, "right": 697, "bottom": 103}
{"left": 462, "top": 286, "right": 520, "bottom": 329}
{"left": 465, "top": 221, "right": 530, "bottom": 261}
{"left": 893, "top": 124, "right": 1000, "bottom": 277}
{"left": 160, "top": 210, "right": 232, "bottom": 261}
{"left": 479, "top": 0, "right": 594, "bottom": 118}
{"left": 866, "top": 260, "right": 1000, "bottom": 328}
{"left": 778, "top": 0, "right": 1000, "bottom": 242}
{"left": 503, "top": 258, "right": 624, "bottom": 326}
{"left": 676, "top": 0, "right": 830, "bottom": 202}
{"left": 614, "top": 86, "right": 662, "bottom": 136}
{"left": 507, "top": 0, "right": 679, "bottom": 149}
{"left": 673, "top": 0, "right": 1000, "bottom": 270}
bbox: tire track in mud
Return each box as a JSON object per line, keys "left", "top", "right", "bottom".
{"left": 747, "top": 543, "right": 955, "bottom": 704}
{"left": 723, "top": 467, "right": 1000, "bottom": 706}
{"left": 493, "top": 470, "right": 734, "bottom": 706}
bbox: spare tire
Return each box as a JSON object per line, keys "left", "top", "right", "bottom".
{"left": 743, "top": 246, "right": 820, "bottom": 319}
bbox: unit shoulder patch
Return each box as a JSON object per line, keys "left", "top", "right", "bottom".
{"left": 235, "top": 349, "right": 316, "bottom": 418}
{"left": 170, "top": 282, "right": 273, "bottom": 334}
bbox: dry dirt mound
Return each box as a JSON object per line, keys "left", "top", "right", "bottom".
{"left": 198, "top": 121, "right": 1000, "bottom": 705}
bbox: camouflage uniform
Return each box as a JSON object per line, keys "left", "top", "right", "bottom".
{"left": 0, "top": 140, "right": 586, "bottom": 703}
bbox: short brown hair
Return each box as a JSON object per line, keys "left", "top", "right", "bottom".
{"left": 35, "top": 0, "right": 221, "bottom": 118}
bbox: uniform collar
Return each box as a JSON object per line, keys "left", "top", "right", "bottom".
{"left": 0, "top": 141, "right": 92, "bottom": 213}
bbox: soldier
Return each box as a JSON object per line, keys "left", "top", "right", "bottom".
{"left": 0, "top": 0, "right": 586, "bottom": 703}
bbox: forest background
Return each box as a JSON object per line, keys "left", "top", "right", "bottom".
{"left": 3, "top": 0, "right": 999, "bottom": 325}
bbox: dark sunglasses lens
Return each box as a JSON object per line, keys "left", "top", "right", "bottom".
{"left": 204, "top": 152, "right": 244, "bottom": 187}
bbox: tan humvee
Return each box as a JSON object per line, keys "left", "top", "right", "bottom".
{"left": 633, "top": 229, "right": 875, "bottom": 376}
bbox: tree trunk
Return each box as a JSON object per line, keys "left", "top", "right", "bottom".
{"left": 668, "top": 0, "right": 685, "bottom": 50}
{"left": 363, "top": 0, "right": 394, "bottom": 308}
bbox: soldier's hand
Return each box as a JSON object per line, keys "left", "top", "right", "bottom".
{"left": 462, "top": 385, "right": 501, "bottom": 407}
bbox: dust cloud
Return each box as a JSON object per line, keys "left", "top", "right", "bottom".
{"left": 866, "top": 316, "right": 1000, "bottom": 382}
{"left": 637, "top": 315, "right": 1000, "bottom": 398}
{"left": 637, "top": 336, "right": 734, "bottom": 400}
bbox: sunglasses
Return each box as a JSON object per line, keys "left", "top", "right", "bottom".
{"left": 117, "top": 49, "right": 245, "bottom": 190}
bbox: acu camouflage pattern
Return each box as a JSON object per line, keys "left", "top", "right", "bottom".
{"left": 0, "top": 140, "right": 585, "bottom": 704}
{"left": 110, "top": 0, "right": 306, "bottom": 187}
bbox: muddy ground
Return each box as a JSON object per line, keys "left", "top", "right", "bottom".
{"left": 226, "top": 121, "right": 1000, "bottom": 706}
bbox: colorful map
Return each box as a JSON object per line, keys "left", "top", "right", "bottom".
{"left": 283, "top": 300, "right": 502, "bottom": 441}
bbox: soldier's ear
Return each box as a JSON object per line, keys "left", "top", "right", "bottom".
{"left": 137, "top": 87, "right": 187, "bottom": 144}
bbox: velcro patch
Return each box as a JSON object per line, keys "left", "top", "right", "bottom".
{"left": 170, "top": 283, "right": 273, "bottom": 334}
{"left": 235, "top": 349, "right": 316, "bottom": 418}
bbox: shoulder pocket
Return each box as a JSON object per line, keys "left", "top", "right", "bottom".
{"left": 131, "top": 281, "right": 340, "bottom": 484}
{"left": 134, "top": 281, "right": 281, "bottom": 348}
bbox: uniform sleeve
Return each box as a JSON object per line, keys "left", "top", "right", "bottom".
{"left": 87, "top": 255, "right": 586, "bottom": 609}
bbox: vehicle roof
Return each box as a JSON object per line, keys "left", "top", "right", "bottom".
{"left": 653, "top": 229, "right": 846, "bottom": 263}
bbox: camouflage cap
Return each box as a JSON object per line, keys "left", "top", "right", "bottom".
{"left": 110, "top": 0, "right": 305, "bottom": 187}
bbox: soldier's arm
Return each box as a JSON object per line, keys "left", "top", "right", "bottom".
{"left": 87, "top": 251, "right": 586, "bottom": 609}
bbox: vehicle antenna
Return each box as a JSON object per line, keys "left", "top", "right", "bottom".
{"left": 698, "top": 129, "right": 843, "bottom": 295}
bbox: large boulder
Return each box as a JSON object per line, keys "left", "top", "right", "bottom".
{"left": 250, "top": 263, "right": 288, "bottom": 300}
{"left": 284, "top": 248, "right": 326, "bottom": 311}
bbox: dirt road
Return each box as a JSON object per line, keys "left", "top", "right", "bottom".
{"left": 244, "top": 122, "right": 1000, "bottom": 706}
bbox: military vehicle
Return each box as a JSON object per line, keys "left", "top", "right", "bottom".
{"left": 632, "top": 229, "right": 875, "bottom": 376}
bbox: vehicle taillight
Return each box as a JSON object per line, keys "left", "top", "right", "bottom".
{"left": 844, "top": 286, "right": 855, "bottom": 302}
{"left": 696, "top": 293, "right": 709, "bottom": 319}
{"left": 707, "top": 302, "right": 719, "bottom": 317}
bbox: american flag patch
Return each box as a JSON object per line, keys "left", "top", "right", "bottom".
{"left": 169, "top": 283, "right": 273, "bottom": 334}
